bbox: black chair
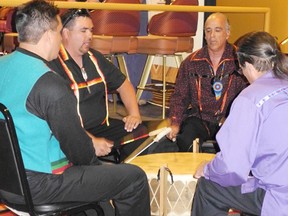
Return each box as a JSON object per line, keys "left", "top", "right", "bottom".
{"left": 0, "top": 103, "right": 104, "bottom": 216}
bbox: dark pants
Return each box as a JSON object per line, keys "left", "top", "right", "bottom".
{"left": 87, "top": 118, "right": 130, "bottom": 142}
{"left": 191, "top": 177, "right": 265, "bottom": 216}
{"left": 146, "top": 116, "right": 220, "bottom": 154}
{"left": 22, "top": 164, "right": 150, "bottom": 216}
{"left": 87, "top": 118, "right": 148, "bottom": 162}
{"left": 177, "top": 116, "right": 220, "bottom": 152}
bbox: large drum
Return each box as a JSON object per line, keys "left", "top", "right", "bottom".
{"left": 129, "top": 153, "right": 215, "bottom": 216}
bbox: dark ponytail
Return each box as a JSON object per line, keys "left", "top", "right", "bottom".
{"left": 236, "top": 31, "right": 288, "bottom": 80}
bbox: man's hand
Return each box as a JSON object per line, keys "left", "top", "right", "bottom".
{"left": 166, "top": 124, "right": 180, "bottom": 142}
{"left": 122, "top": 115, "right": 142, "bottom": 132}
{"left": 86, "top": 131, "right": 114, "bottom": 156}
{"left": 92, "top": 137, "right": 114, "bottom": 157}
{"left": 194, "top": 161, "right": 209, "bottom": 179}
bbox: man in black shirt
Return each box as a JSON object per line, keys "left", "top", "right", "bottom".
{"left": 49, "top": 8, "right": 145, "bottom": 161}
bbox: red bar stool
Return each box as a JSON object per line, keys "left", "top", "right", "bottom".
{"left": 136, "top": 0, "right": 198, "bottom": 119}
{"left": 0, "top": 7, "right": 16, "bottom": 53}
{"left": 90, "top": 0, "right": 141, "bottom": 81}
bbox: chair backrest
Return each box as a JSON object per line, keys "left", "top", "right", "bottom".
{"left": 90, "top": 0, "right": 141, "bottom": 36}
{"left": 148, "top": 0, "right": 199, "bottom": 37}
{"left": 0, "top": 103, "right": 35, "bottom": 215}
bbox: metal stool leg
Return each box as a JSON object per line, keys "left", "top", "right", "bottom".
{"left": 175, "top": 54, "right": 183, "bottom": 68}
{"left": 136, "top": 55, "right": 155, "bottom": 101}
{"left": 117, "top": 54, "right": 130, "bottom": 81}
{"left": 162, "top": 55, "right": 167, "bottom": 119}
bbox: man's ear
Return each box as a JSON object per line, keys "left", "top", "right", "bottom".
{"left": 61, "top": 28, "right": 69, "bottom": 40}
{"left": 245, "top": 62, "right": 259, "bottom": 75}
{"left": 245, "top": 62, "right": 254, "bottom": 70}
{"left": 226, "top": 30, "right": 230, "bottom": 40}
{"left": 42, "top": 29, "right": 52, "bottom": 47}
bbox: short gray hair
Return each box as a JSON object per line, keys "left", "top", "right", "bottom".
{"left": 16, "top": 0, "right": 59, "bottom": 44}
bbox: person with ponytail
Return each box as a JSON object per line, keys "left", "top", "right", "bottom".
{"left": 191, "top": 31, "right": 288, "bottom": 216}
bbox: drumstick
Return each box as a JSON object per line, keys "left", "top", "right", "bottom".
{"left": 124, "top": 127, "right": 172, "bottom": 163}
{"left": 120, "top": 134, "right": 149, "bottom": 145}
{"left": 120, "top": 127, "right": 169, "bottom": 145}
{"left": 153, "top": 127, "right": 171, "bottom": 142}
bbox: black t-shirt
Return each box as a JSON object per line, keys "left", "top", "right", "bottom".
{"left": 48, "top": 49, "right": 126, "bottom": 129}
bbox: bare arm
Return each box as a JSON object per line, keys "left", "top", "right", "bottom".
{"left": 117, "top": 79, "right": 142, "bottom": 132}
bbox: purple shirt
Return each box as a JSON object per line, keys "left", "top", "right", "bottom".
{"left": 204, "top": 71, "right": 288, "bottom": 215}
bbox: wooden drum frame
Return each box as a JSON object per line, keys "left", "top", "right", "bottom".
{"left": 129, "top": 152, "right": 214, "bottom": 216}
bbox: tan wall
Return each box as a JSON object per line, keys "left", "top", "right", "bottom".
{"left": 217, "top": 0, "right": 288, "bottom": 49}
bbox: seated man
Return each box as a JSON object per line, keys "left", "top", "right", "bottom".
{"left": 0, "top": 1, "right": 150, "bottom": 216}
{"left": 192, "top": 31, "right": 288, "bottom": 216}
{"left": 165, "top": 13, "right": 248, "bottom": 153}
{"left": 49, "top": 8, "right": 146, "bottom": 162}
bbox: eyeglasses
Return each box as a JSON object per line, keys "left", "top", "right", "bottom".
{"left": 61, "top": 9, "right": 90, "bottom": 29}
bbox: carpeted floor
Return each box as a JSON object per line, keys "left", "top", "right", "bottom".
{"left": 109, "top": 100, "right": 169, "bottom": 121}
